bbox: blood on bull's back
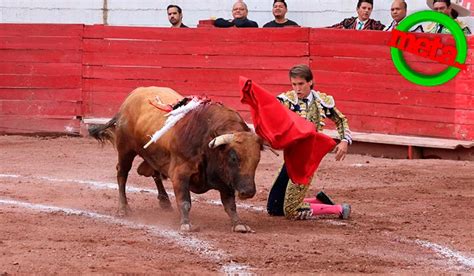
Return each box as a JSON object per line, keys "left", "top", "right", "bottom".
{"left": 116, "top": 87, "right": 184, "bottom": 149}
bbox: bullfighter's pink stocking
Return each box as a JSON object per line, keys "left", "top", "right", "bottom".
{"left": 309, "top": 203, "right": 342, "bottom": 216}
{"left": 303, "top": 198, "right": 323, "bottom": 204}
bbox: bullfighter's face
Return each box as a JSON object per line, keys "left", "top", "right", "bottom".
{"left": 290, "top": 77, "right": 313, "bottom": 100}
{"left": 357, "top": 2, "right": 373, "bottom": 22}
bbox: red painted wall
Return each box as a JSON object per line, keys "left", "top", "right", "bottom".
{"left": 0, "top": 24, "right": 84, "bottom": 134}
{"left": 0, "top": 24, "right": 473, "bottom": 140}
{"left": 310, "top": 28, "right": 474, "bottom": 140}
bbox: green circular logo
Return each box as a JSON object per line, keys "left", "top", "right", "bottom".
{"left": 390, "top": 10, "right": 468, "bottom": 86}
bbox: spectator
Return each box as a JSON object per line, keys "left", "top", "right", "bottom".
{"left": 267, "top": 65, "right": 352, "bottom": 220}
{"left": 167, "top": 5, "right": 188, "bottom": 28}
{"left": 263, "top": 0, "right": 299, "bottom": 28}
{"left": 423, "top": 0, "right": 471, "bottom": 34}
{"left": 214, "top": 1, "right": 259, "bottom": 28}
{"left": 384, "top": 0, "right": 407, "bottom": 31}
{"left": 329, "top": 0, "right": 385, "bottom": 30}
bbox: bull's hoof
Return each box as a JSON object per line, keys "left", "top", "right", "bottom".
{"left": 158, "top": 199, "right": 173, "bottom": 211}
{"left": 179, "top": 223, "right": 200, "bottom": 232}
{"left": 117, "top": 205, "right": 132, "bottom": 217}
{"left": 232, "top": 224, "right": 255, "bottom": 233}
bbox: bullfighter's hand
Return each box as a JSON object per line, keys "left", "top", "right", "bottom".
{"left": 334, "top": 140, "right": 348, "bottom": 161}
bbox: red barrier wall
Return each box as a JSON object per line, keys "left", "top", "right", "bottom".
{"left": 310, "top": 28, "right": 474, "bottom": 140}
{"left": 0, "top": 24, "right": 84, "bottom": 134}
{"left": 0, "top": 24, "right": 473, "bottom": 140}
{"left": 82, "top": 25, "right": 308, "bottom": 119}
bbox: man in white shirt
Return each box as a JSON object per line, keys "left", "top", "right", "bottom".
{"left": 329, "top": 0, "right": 385, "bottom": 30}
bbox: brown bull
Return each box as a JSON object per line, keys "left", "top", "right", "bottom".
{"left": 89, "top": 87, "right": 262, "bottom": 232}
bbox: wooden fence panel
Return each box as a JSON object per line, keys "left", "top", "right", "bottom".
{"left": 309, "top": 28, "right": 473, "bottom": 140}
{"left": 82, "top": 26, "right": 310, "bottom": 120}
{"left": 1, "top": 24, "right": 472, "bottom": 140}
{"left": 0, "top": 24, "right": 84, "bottom": 134}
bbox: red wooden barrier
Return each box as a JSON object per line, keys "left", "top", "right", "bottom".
{"left": 81, "top": 25, "right": 309, "bottom": 119}
{"left": 0, "top": 24, "right": 472, "bottom": 141}
{"left": 309, "top": 28, "right": 473, "bottom": 140}
{"left": 0, "top": 24, "right": 84, "bottom": 134}
{"left": 197, "top": 19, "right": 216, "bottom": 28}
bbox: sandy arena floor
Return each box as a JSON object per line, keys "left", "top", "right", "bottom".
{"left": 0, "top": 135, "right": 473, "bottom": 274}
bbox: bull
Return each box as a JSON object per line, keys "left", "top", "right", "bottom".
{"left": 88, "top": 87, "right": 263, "bottom": 232}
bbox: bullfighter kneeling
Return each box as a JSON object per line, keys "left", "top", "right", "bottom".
{"left": 267, "top": 64, "right": 352, "bottom": 220}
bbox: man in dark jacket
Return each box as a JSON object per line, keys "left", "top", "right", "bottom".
{"left": 214, "top": 1, "right": 258, "bottom": 28}
{"left": 167, "top": 5, "right": 188, "bottom": 28}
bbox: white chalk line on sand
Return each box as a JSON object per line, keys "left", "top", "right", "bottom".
{"left": 0, "top": 198, "right": 251, "bottom": 274}
{"left": 3, "top": 173, "right": 472, "bottom": 271}
{"left": 0, "top": 173, "right": 414, "bottom": 228}
{"left": 0, "top": 173, "right": 266, "bottom": 213}
{"left": 415, "top": 239, "right": 474, "bottom": 269}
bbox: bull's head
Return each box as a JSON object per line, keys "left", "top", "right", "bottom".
{"left": 208, "top": 132, "right": 262, "bottom": 199}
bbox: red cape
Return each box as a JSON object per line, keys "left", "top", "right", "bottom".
{"left": 240, "top": 77, "right": 336, "bottom": 185}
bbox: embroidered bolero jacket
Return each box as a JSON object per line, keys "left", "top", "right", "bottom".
{"left": 277, "top": 90, "right": 352, "bottom": 144}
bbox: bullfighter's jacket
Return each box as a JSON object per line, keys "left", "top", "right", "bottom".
{"left": 328, "top": 17, "right": 385, "bottom": 31}
{"left": 276, "top": 90, "right": 352, "bottom": 144}
{"left": 267, "top": 89, "right": 351, "bottom": 219}
{"left": 423, "top": 20, "right": 471, "bottom": 35}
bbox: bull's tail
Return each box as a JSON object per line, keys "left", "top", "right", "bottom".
{"left": 88, "top": 115, "right": 118, "bottom": 145}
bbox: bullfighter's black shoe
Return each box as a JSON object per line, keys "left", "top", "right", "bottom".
{"left": 316, "top": 191, "right": 336, "bottom": 205}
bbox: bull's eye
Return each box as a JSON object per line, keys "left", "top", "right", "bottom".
{"left": 228, "top": 149, "right": 240, "bottom": 165}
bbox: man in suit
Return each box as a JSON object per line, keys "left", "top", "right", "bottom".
{"left": 329, "top": 0, "right": 385, "bottom": 30}
{"left": 384, "top": 0, "right": 408, "bottom": 31}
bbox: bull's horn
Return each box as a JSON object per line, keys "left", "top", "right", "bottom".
{"left": 209, "top": 134, "right": 234, "bottom": 148}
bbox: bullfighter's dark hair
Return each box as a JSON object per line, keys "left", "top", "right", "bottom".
{"left": 289, "top": 64, "right": 314, "bottom": 89}
{"left": 167, "top": 4, "right": 183, "bottom": 14}
{"left": 273, "top": 0, "right": 287, "bottom": 8}
{"left": 357, "top": 0, "right": 373, "bottom": 9}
